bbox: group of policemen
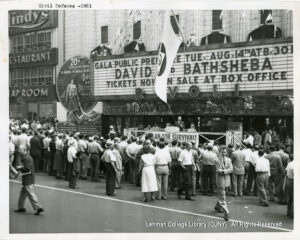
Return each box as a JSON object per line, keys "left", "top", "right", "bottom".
{"left": 9, "top": 125, "right": 294, "bottom": 221}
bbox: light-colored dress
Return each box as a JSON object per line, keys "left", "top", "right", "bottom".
{"left": 141, "top": 153, "right": 158, "bottom": 193}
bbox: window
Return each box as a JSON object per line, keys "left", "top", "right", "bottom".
{"left": 10, "top": 31, "right": 52, "bottom": 53}
{"left": 44, "top": 67, "right": 52, "bottom": 85}
{"left": 170, "top": 15, "right": 180, "bottom": 34}
{"left": 9, "top": 67, "right": 53, "bottom": 88}
{"left": 212, "top": 10, "right": 223, "bottom": 30}
{"left": 133, "top": 21, "right": 141, "bottom": 40}
{"left": 261, "top": 10, "right": 272, "bottom": 24}
{"left": 39, "top": 103, "right": 54, "bottom": 117}
{"left": 101, "top": 26, "right": 108, "bottom": 44}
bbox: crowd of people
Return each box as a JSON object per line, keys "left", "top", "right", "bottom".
{"left": 9, "top": 119, "right": 294, "bottom": 221}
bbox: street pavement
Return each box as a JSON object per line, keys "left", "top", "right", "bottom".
{"left": 9, "top": 173, "right": 293, "bottom": 233}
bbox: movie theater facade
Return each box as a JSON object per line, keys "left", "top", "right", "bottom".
{"left": 89, "top": 10, "right": 293, "bottom": 138}
{"left": 9, "top": 10, "right": 64, "bottom": 120}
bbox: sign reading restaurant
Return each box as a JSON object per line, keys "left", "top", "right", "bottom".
{"left": 9, "top": 10, "right": 58, "bottom": 35}
{"left": 9, "top": 48, "right": 58, "bottom": 68}
{"left": 93, "top": 39, "right": 293, "bottom": 98}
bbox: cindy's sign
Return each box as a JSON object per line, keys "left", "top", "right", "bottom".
{"left": 93, "top": 40, "right": 293, "bottom": 98}
{"left": 9, "top": 10, "right": 58, "bottom": 35}
{"left": 9, "top": 48, "right": 58, "bottom": 68}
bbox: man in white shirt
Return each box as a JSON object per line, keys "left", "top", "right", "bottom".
{"left": 67, "top": 139, "right": 79, "bottom": 189}
{"left": 177, "top": 142, "right": 195, "bottom": 201}
{"left": 242, "top": 143, "right": 256, "bottom": 195}
{"left": 154, "top": 140, "right": 171, "bottom": 200}
{"left": 285, "top": 154, "right": 294, "bottom": 218}
{"left": 101, "top": 140, "right": 118, "bottom": 196}
{"left": 255, "top": 149, "right": 270, "bottom": 207}
{"left": 126, "top": 137, "right": 140, "bottom": 184}
{"left": 77, "top": 134, "right": 88, "bottom": 180}
{"left": 243, "top": 131, "right": 254, "bottom": 146}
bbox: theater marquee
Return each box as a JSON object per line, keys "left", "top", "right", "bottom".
{"left": 93, "top": 39, "right": 293, "bottom": 98}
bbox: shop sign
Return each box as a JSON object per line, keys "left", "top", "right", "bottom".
{"left": 9, "top": 48, "right": 58, "bottom": 68}
{"left": 9, "top": 10, "right": 58, "bottom": 35}
{"left": 9, "top": 85, "right": 57, "bottom": 99}
{"left": 93, "top": 41, "right": 293, "bottom": 98}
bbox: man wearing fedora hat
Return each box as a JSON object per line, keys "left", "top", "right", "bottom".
{"left": 67, "top": 138, "right": 79, "bottom": 189}
{"left": 102, "top": 140, "right": 119, "bottom": 196}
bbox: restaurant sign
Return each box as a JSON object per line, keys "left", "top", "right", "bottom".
{"left": 9, "top": 10, "right": 58, "bottom": 35}
{"left": 93, "top": 40, "right": 293, "bottom": 98}
{"left": 9, "top": 48, "right": 58, "bottom": 68}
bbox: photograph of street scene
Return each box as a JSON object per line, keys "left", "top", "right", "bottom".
{"left": 8, "top": 8, "right": 294, "bottom": 233}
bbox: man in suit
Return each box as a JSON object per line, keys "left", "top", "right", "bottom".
{"left": 231, "top": 144, "right": 246, "bottom": 197}
{"left": 174, "top": 116, "right": 185, "bottom": 131}
{"left": 265, "top": 145, "right": 284, "bottom": 202}
{"left": 215, "top": 146, "right": 233, "bottom": 221}
{"left": 30, "top": 131, "right": 43, "bottom": 173}
{"left": 14, "top": 145, "right": 44, "bottom": 216}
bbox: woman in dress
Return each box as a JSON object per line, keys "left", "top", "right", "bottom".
{"left": 139, "top": 146, "right": 158, "bottom": 202}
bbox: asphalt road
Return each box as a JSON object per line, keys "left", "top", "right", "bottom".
{"left": 9, "top": 173, "right": 293, "bottom": 233}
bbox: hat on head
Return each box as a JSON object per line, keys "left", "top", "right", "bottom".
{"left": 105, "top": 140, "right": 114, "bottom": 148}
{"left": 68, "top": 139, "right": 76, "bottom": 146}
{"left": 114, "top": 137, "right": 121, "bottom": 144}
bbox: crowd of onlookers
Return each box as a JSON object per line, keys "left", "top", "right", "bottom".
{"left": 9, "top": 119, "right": 294, "bottom": 220}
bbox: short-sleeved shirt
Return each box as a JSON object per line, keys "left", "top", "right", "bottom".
{"left": 178, "top": 149, "right": 193, "bottom": 165}
{"left": 88, "top": 141, "right": 103, "bottom": 153}
{"left": 67, "top": 146, "right": 77, "bottom": 163}
{"left": 286, "top": 161, "right": 294, "bottom": 179}
{"left": 155, "top": 148, "right": 171, "bottom": 165}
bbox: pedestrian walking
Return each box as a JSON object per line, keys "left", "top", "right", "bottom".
{"left": 14, "top": 145, "right": 44, "bottom": 216}
{"left": 214, "top": 147, "right": 232, "bottom": 221}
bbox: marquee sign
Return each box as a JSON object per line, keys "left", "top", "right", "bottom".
{"left": 93, "top": 40, "right": 293, "bottom": 98}
{"left": 9, "top": 10, "right": 58, "bottom": 35}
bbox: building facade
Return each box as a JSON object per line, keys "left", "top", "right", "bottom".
{"left": 9, "top": 10, "right": 64, "bottom": 120}
{"left": 59, "top": 10, "right": 294, "bottom": 139}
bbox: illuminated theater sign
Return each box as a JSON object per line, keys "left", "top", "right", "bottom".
{"left": 93, "top": 39, "right": 293, "bottom": 98}
{"left": 9, "top": 10, "right": 58, "bottom": 35}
